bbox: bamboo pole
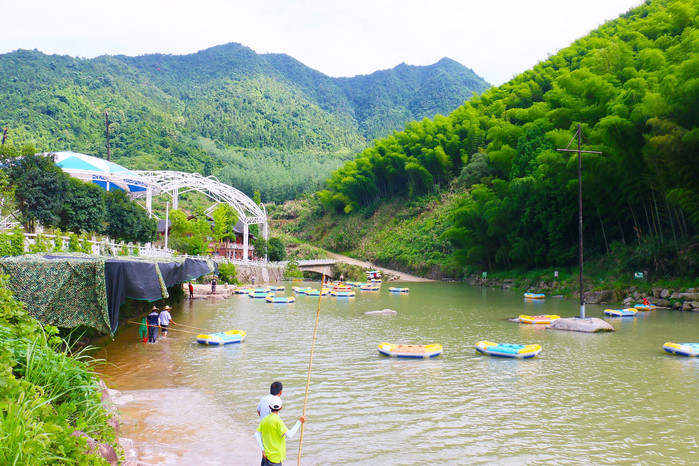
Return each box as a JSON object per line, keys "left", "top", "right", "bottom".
{"left": 297, "top": 274, "right": 325, "bottom": 464}
{"left": 172, "top": 322, "right": 209, "bottom": 332}
{"left": 125, "top": 321, "right": 201, "bottom": 335}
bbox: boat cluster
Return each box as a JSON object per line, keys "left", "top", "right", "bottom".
{"left": 195, "top": 288, "right": 698, "bottom": 358}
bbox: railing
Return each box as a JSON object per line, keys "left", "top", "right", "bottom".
{"left": 5, "top": 231, "right": 175, "bottom": 257}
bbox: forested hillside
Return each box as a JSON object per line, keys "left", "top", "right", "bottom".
{"left": 0, "top": 44, "right": 488, "bottom": 202}
{"left": 315, "top": 0, "right": 698, "bottom": 278}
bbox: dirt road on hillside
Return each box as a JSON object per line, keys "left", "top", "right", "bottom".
{"left": 326, "top": 252, "right": 433, "bottom": 282}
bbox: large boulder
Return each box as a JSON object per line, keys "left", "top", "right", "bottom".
{"left": 548, "top": 317, "right": 615, "bottom": 333}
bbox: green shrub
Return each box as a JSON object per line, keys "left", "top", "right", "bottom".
{"left": 0, "top": 275, "right": 114, "bottom": 464}
{"left": 218, "top": 262, "right": 238, "bottom": 284}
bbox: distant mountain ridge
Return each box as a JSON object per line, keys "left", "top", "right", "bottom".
{"left": 0, "top": 43, "right": 489, "bottom": 202}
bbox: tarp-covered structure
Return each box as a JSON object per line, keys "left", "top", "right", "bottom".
{"left": 0, "top": 254, "right": 216, "bottom": 334}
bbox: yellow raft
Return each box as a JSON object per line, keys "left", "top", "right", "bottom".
{"left": 377, "top": 342, "right": 443, "bottom": 358}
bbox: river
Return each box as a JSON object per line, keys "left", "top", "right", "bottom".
{"left": 96, "top": 282, "right": 698, "bottom": 465}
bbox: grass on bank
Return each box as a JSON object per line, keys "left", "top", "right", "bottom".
{"left": 0, "top": 275, "right": 115, "bottom": 465}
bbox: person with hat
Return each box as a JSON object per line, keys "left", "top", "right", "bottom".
{"left": 158, "top": 305, "right": 176, "bottom": 340}
{"left": 255, "top": 396, "right": 306, "bottom": 466}
{"left": 146, "top": 306, "right": 160, "bottom": 343}
{"left": 257, "top": 381, "right": 283, "bottom": 419}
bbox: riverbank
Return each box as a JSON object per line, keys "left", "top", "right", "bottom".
{"left": 463, "top": 274, "right": 699, "bottom": 311}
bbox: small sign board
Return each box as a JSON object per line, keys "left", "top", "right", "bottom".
{"left": 482, "top": 272, "right": 487, "bottom": 278}
{"left": 634, "top": 272, "right": 644, "bottom": 279}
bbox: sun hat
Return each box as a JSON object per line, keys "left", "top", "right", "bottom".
{"left": 269, "top": 396, "right": 282, "bottom": 410}
{"left": 164, "top": 305, "right": 171, "bottom": 310}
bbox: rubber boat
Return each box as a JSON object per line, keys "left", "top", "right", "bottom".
{"left": 475, "top": 341, "right": 542, "bottom": 359}
{"left": 604, "top": 308, "right": 637, "bottom": 317}
{"left": 249, "top": 291, "right": 272, "bottom": 299}
{"left": 518, "top": 314, "right": 560, "bottom": 324}
{"left": 265, "top": 295, "right": 295, "bottom": 303}
{"left": 360, "top": 284, "right": 380, "bottom": 291}
{"left": 235, "top": 287, "right": 254, "bottom": 294}
{"left": 388, "top": 287, "right": 409, "bottom": 293}
{"left": 331, "top": 290, "right": 356, "bottom": 297}
{"left": 196, "top": 329, "right": 246, "bottom": 346}
{"left": 634, "top": 303, "right": 657, "bottom": 311}
{"left": 267, "top": 285, "right": 285, "bottom": 291}
{"left": 292, "top": 286, "right": 312, "bottom": 294}
{"left": 304, "top": 288, "right": 330, "bottom": 296}
{"left": 377, "top": 342, "right": 443, "bottom": 358}
{"left": 662, "top": 342, "right": 699, "bottom": 357}
{"left": 332, "top": 284, "right": 353, "bottom": 291}
{"left": 524, "top": 293, "right": 545, "bottom": 299}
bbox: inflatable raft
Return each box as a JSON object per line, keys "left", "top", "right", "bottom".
{"left": 604, "top": 308, "right": 637, "bottom": 317}
{"left": 249, "top": 291, "right": 272, "bottom": 299}
{"left": 475, "top": 341, "right": 542, "bottom": 359}
{"left": 377, "top": 342, "right": 443, "bottom": 358}
{"left": 634, "top": 303, "right": 657, "bottom": 311}
{"left": 662, "top": 342, "right": 699, "bottom": 357}
{"left": 524, "top": 293, "right": 545, "bottom": 299}
{"left": 267, "top": 285, "right": 285, "bottom": 291}
{"left": 196, "top": 329, "right": 246, "bottom": 346}
{"left": 519, "top": 314, "right": 560, "bottom": 324}
{"left": 360, "top": 285, "right": 380, "bottom": 291}
{"left": 265, "top": 295, "right": 295, "bottom": 303}
{"left": 292, "top": 286, "right": 312, "bottom": 294}
{"left": 331, "top": 290, "right": 356, "bottom": 297}
{"left": 388, "top": 287, "right": 409, "bottom": 293}
{"left": 304, "top": 288, "right": 330, "bottom": 296}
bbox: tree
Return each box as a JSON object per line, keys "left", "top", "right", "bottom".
{"left": 267, "top": 237, "right": 286, "bottom": 261}
{"left": 59, "top": 177, "right": 106, "bottom": 234}
{"left": 6, "top": 153, "right": 69, "bottom": 232}
{"left": 104, "top": 190, "right": 157, "bottom": 243}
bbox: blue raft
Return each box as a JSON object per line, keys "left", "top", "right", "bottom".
{"left": 196, "top": 329, "right": 246, "bottom": 346}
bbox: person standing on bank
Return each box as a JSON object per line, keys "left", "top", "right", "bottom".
{"left": 158, "top": 305, "right": 176, "bottom": 340}
{"left": 211, "top": 276, "right": 217, "bottom": 294}
{"left": 188, "top": 281, "right": 194, "bottom": 300}
{"left": 255, "top": 396, "right": 306, "bottom": 466}
{"left": 257, "top": 381, "right": 283, "bottom": 419}
{"left": 146, "top": 306, "right": 159, "bottom": 343}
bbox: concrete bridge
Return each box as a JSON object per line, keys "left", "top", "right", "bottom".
{"left": 295, "top": 259, "right": 338, "bottom": 277}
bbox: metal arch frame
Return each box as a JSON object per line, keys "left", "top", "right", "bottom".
{"left": 131, "top": 171, "right": 268, "bottom": 261}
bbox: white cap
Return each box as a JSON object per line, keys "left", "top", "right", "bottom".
{"left": 269, "top": 396, "right": 282, "bottom": 410}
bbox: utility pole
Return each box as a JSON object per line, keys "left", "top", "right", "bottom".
{"left": 556, "top": 123, "right": 602, "bottom": 319}
{"left": 105, "top": 111, "right": 111, "bottom": 162}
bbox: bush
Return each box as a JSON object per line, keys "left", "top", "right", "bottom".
{"left": 218, "top": 262, "right": 238, "bottom": 284}
{"left": 0, "top": 275, "right": 115, "bottom": 464}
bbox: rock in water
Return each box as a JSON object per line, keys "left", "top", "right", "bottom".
{"left": 364, "top": 309, "right": 398, "bottom": 315}
{"left": 548, "top": 317, "right": 615, "bottom": 333}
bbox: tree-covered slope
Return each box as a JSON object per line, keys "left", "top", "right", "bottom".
{"left": 0, "top": 44, "right": 489, "bottom": 203}
{"left": 317, "top": 0, "right": 698, "bottom": 277}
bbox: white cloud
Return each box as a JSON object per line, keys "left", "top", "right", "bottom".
{"left": 0, "top": 0, "right": 643, "bottom": 85}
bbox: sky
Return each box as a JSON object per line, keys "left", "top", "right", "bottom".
{"left": 1, "top": 0, "right": 644, "bottom": 86}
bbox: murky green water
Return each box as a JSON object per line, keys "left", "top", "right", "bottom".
{"left": 98, "top": 282, "right": 698, "bottom": 465}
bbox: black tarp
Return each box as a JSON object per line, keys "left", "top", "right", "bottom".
{"left": 43, "top": 255, "right": 215, "bottom": 333}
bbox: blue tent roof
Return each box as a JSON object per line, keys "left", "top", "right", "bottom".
{"left": 51, "top": 151, "right": 156, "bottom": 194}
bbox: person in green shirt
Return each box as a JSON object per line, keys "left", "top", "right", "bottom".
{"left": 254, "top": 396, "right": 306, "bottom": 466}
{"left": 138, "top": 317, "right": 148, "bottom": 342}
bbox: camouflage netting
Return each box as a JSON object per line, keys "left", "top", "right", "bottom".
{"left": 0, "top": 254, "right": 111, "bottom": 333}
{"left": 0, "top": 253, "right": 216, "bottom": 334}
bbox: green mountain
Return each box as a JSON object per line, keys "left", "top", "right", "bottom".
{"left": 0, "top": 44, "right": 489, "bottom": 201}
{"left": 309, "top": 0, "right": 698, "bottom": 279}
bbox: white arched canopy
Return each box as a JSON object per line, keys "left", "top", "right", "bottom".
{"left": 132, "top": 171, "right": 267, "bottom": 260}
